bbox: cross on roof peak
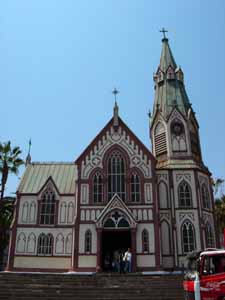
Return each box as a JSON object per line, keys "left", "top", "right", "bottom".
{"left": 160, "top": 27, "right": 168, "bottom": 39}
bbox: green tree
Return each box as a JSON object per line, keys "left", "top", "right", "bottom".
{"left": 0, "top": 197, "right": 15, "bottom": 268}
{"left": 0, "top": 141, "right": 24, "bottom": 269}
{"left": 0, "top": 141, "right": 24, "bottom": 201}
{"left": 213, "top": 178, "right": 225, "bottom": 234}
{"left": 214, "top": 195, "right": 225, "bottom": 234}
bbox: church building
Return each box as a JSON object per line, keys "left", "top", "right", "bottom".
{"left": 7, "top": 35, "right": 217, "bottom": 272}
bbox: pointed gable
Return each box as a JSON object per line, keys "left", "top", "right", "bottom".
{"left": 37, "top": 176, "right": 60, "bottom": 198}
{"left": 75, "top": 115, "right": 156, "bottom": 180}
{"left": 95, "top": 194, "right": 137, "bottom": 228}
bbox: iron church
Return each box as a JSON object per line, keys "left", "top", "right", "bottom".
{"left": 7, "top": 36, "right": 217, "bottom": 272}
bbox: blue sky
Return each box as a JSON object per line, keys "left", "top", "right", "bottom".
{"left": 1, "top": 0, "right": 225, "bottom": 196}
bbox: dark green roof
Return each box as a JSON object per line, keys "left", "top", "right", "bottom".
{"left": 159, "top": 38, "right": 177, "bottom": 71}
{"left": 152, "top": 38, "right": 191, "bottom": 120}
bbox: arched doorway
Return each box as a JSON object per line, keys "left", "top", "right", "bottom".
{"left": 101, "top": 211, "right": 131, "bottom": 271}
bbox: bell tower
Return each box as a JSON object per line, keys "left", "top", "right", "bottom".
{"left": 150, "top": 32, "right": 217, "bottom": 269}
{"left": 150, "top": 33, "right": 203, "bottom": 167}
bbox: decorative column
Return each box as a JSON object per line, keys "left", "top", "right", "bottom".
{"left": 131, "top": 228, "right": 137, "bottom": 272}
{"left": 96, "top": 228, "right": 102, "bottom": 272}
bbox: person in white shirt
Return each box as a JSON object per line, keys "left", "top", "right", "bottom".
{"left": 123, "top": 248, "right": 132, "bottom": 273}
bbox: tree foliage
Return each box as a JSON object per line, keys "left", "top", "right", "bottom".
{"left": 0, "top": 141, "right": 24, "bottom": 268}
{"left": 213, "top": 178, "right": 225, "bottom": 234}
{"left": 0, "top": 141, "right": 24, "bottom": 200}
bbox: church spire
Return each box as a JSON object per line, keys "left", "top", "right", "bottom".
{"left": 25, "top": 139, "right": 32, "bottom": 166}
{"left": 152, "top": 34, "right": 190, "bottom": 121}
{"left": 159, "top": 35, "right": 177, "bottom": 72}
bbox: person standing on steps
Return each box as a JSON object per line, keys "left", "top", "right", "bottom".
{"left": 124, "top": 248, "right": 132, "bottom": 273}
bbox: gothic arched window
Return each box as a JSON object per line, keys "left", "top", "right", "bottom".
{"left": 182, "top": 221, "right": 195, "bottom": 253}
{"left": 205, "top": 223, "right": 214, "bottom": 248}
{"left": 131, "top": 173, "right": 140, "bottom": 202}
{"left": 22, "top": 201, "right": 29, "bottom": 223}
{"left": 158, "top": 181, "right": 169, "bottom": 209}
{"left": 171, "top": 119, "right": 187, "bottom": 152}
{"left": 37, "top": 233, "right": 54, "bottom": 256}
{"left": 160, "top": 221, "right": 171, "bottom": 255}
{"left": 16, "top": 233, "right": 26, "bottom": 253}
{"left": 178, "top": 181, "right": 192, "bottom": 208}
{"left": 40, "top": 188, "right": 56, "bottom": 225}
{"left": 93, "top": 172, "right": 103, "bottom": 203}
{"left": 142, "top": 229, "right": 149, "bottom": 252}
{"left": 201, "top": 183, "right": 210, "bottom": 209}
{"left": 108, "top": 151, "right": 126, "bottom": 201}
{"left": 85, "top": 230, "right": 92, "bottom": 253}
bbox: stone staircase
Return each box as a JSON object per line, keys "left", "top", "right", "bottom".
{"left": 0, "top": 272, "right": 184, "bottom": 300}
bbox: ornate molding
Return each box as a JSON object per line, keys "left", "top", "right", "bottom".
{"left": 176, "top": 173, "right": 191, "bottom": 183}
{"left": 179, "top": 212, "right": 194, "bottom": 222}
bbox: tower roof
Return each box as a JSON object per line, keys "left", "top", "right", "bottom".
{"left": 159, "top": 38, "right": 177, "bottom": 71}
{"left": 152, "top": 37, "right": 191, "bottom": 121}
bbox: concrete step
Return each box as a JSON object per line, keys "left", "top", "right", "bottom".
{"left": 0, "top": 272, "right": 184, "bottom": 300}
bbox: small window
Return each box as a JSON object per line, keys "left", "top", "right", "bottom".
{"left": 142, "top": 229, "right": 149, "bottom": 252}
{"left": 182, "top": 222, "right": 195, "bottom": 253}
{"left": 131, "top": 173, "right": 140, "bottom": 202}
{"left": 37, "top": 233, "right": 53, "bottom": 256}
{"left": 178, "top": 181, "right": 192, "bottom": 208}
{"left": 85, "top": 230, "right": 92, "bottom": 253}
{"left": 118, "top": 218, "right": 129, "bottom": 228}
{"left": 93, "top": 173, "right": 103, "bottom": 203}
{"left": 104, "top": 218, "right": 115, "bottom": 228}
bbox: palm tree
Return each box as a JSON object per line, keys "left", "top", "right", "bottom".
{"left": 0, "top": 141, "right": 23, "bottom": 269}
{"left": 0, "top": 197, "right": 15, "bottom": 269}
{"left": 0, "top": 141, "right": 24, "bottom": 201}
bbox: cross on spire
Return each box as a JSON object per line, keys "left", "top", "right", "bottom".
{"left": 112, "top": 88, "right": 119, "bottom": 103}
{"left": 160, "top": 27, "right": 168, "bottom": 39}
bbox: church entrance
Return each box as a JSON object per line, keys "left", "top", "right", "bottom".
{"left": 101, "top": 230, "right": 131, "bottom": 271}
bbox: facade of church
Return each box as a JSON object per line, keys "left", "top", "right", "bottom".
{"left": 7, "top": 37, "right": 217, "bottom": 272}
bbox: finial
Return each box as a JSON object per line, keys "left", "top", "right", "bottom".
{"left": 25, "top": 139, "right": 32, "bottom": 166}
{"left": 112, "top": 88, "right": 119, "bottom": 127}
{"left": 160, "top": 27, "right": 168, "bottom": 40}
{"left": 112, "top": 88, "right": 119, "bottom": 103}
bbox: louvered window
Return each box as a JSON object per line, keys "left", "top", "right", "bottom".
{"left": 154, "top": 122, "right": 167, "bottom": 156}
